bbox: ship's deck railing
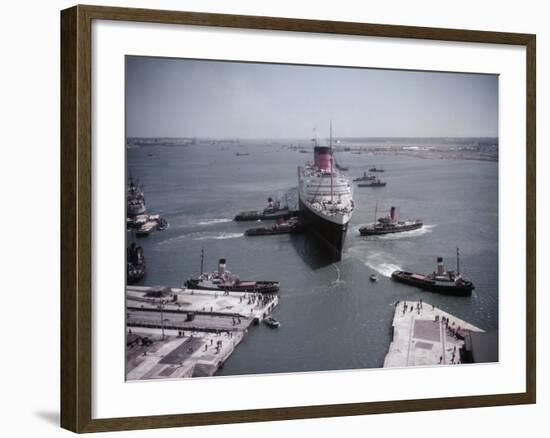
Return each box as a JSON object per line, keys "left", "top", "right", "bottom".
{"left": 308, "top": 200, "right": 353, "bottom": 216}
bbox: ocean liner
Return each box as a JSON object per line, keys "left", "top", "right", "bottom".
{"left": 298, "top": 125, "right": 354, "bottom": 259}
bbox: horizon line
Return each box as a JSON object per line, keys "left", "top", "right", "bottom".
{"left": 126, "top": 135, "right": 499, "bottom": 140}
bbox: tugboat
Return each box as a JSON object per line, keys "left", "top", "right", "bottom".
{"left": 234, "top": 198, "right": 296, "bottom": 221}
{"left": 127, "top": 176, "right": 146, "bottom": 217}
{"left": 369, "top": 166, "right": 384, "bottom": 172}
{"left": 353, "top": 171, "right": 376, "bottom": 182}
{"left": 359, "top": 206, "right": 423, "bottom": 236}
{"left": 358, "top": 178, "right": 386, "bottom": 187}
{"left": 184, "top": 254, "right": 280, "bottom": 294}
{"left": 126, "top": 213, "right": 170, "bottom": 237}
{"left": 245, "top": 216, "right": 305, "bottom": 236}
{"left": 127, "top": 241, "right": 145, "bottom": 284}
{"left": 132, "top": 214, "right": 169, "bottom": 236}
{"left": 391, "top": 249, "right": 474, "bottom": 296}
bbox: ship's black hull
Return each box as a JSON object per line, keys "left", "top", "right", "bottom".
{"left": 391, "top": 271, "right": 474, "bottom": 296}
{"left": 299, "top": 199, "right": 347, "bottom": 261}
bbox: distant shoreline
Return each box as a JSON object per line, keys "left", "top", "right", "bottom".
{"left": 126, "top": 137, "right": 498, "bottom": 163}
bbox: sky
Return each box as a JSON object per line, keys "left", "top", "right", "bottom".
{"left": 126, "top": 56, "right": 498, "bottom": 139}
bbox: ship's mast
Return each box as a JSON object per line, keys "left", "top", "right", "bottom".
{"left": 200, "top": 247, "right": 204, "bottom": 275}
{"left": 313, "top": 127, "right": 318, "bottom": 147}
{"left": 330, "top": 121, "right": 334, "bottom": 203}
{"left": 374, "top": 200, "right": 378, "bottom": 224}
{"left": 456, "top": 247, "right": 460, "bottom": 274}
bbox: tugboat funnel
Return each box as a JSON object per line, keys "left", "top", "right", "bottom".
{"left": 437, "top": 257, "right": 445, "bottom": 275}
{"left": 390, "top": 206, "right": 396, "bottom": 221}
{"left": 218, "top": 258, "right": 226, "bottom": 278}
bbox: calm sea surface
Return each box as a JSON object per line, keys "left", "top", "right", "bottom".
{"left": 127, "top": 139, "right": 499, "bottom": 376}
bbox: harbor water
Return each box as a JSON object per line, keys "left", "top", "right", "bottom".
{"left": 127, "top": 139, "right": 498, "bottom": 376}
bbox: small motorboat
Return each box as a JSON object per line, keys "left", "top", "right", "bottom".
{"left": 369, "top": 274, "right": 378, "bottom": 282}
{"left": 264, "top": 316, "right": 280, "bottom": 328}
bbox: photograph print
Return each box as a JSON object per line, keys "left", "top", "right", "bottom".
{"left": 125, "top": 56, "right": 499, "bottom": 381}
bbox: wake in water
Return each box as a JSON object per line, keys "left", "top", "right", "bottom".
{"left": 372, "top": 224, "right": 437, "bottom": 241}
{"left": 350, "top": 224, "right": 437, "bottom": 241}
{"left": 363, "top": 252, "right": 402, "bottom": 277}
{"left": 157, "top": 234, "right": 185, "bottom": 248}
{"left": 157, "top": 231, "right": 243, "bottom": 248}
{"left": 196, "top": 218, "right": 232, "bottom": 226}
{"left": 328, "top": 263, "right": 346, "bottom": 288}
{"left": 365, "top": 261, "right": 402, "bottom": 278}
{"left": 346, "top": 247, "right": 402, "bottom": 278}
{"left": 193, "top": 232, "right": 243, "bottom": 241}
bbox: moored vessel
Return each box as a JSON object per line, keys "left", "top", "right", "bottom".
{"left": 391, "top": 250, "right": 474, "bottom": 295}
{"left": 359, "top": 206, "right": 423, "bottom": 236}
{"left": 127, "top": 176, "right": 146, "bottom": 217}
{"left": 298, "top": 125, "right": 354, "bottom": 260}
{"left": 127, "top": 242, "right": 145, "bottom": 284}
{"left": 126, "top": 175, "right": 169, "bottom": 235}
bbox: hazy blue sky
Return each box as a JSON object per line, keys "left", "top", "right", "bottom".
{"left": 126, "top": 56, "right": 498, "bottom": 139}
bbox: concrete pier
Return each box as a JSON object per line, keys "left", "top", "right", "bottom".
{"left": 127, "top": 285, "right": 278, "bottom": 322}
{"left": 126, "top": 285, "right": 279, "bottom": 380}
{"left": 383, "top": 300, "right": 483, "bottom": 368}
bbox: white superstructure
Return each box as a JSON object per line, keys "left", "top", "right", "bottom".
{"left": 298, "top": 164, "right": 354, "bottom": 225}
